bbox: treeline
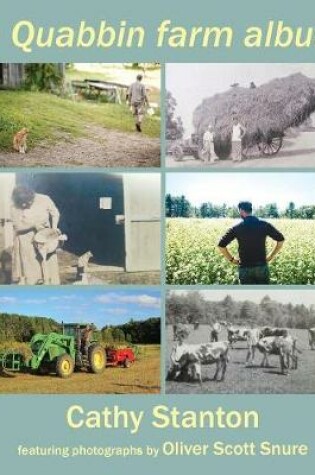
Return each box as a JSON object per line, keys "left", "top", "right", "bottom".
{"left": 0, "top": 314, "right": 160, "bottom": 345}
{"left": 165, "top": 194, "right": 315, "bottom": 219}
{"left": 0, "top": 313, "right": 61, "bottom": 343}
{"left": 166, "top": 292, "right": 315, "bottom": 329}
{"left": 101, "top": 318, "right": 160, "bottom": 345}
{"left": 166, "top": 91, "right": 184, "bottom": 141}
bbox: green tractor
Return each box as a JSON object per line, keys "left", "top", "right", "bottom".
{"left": 0, "top": 323, "right": 106, "bottom": 379}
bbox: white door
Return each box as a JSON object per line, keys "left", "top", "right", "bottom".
{"left": 123, "top": 174, "right": 161, "bottom": 272}
{"left": 0, "top": 173, "right": 16, "bottom": 251}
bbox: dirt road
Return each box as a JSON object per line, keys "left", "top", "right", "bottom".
{"left": 166, "top": 129, "right": 315, "bottom": 168}
{"left": 0, "top": 126, "right": 160, "bottom": 168}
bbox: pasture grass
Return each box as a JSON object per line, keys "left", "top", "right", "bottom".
{"left": 165, "top": 325, "right": 315, "bottom": 394}
{"left": 0, "top": 89, "right": 160, "bottom": 151}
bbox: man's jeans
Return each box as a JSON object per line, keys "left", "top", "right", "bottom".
{"left": 239, "top": 265, "right": 270, "bottom": 284}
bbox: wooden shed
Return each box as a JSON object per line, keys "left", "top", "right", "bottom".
{"left": 0, "top": 64, "right": 25, "bottom": 88}
{"left": 0, "top": 63, "right": 65, "bottom": 89}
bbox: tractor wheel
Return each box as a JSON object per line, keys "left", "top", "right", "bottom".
{"left": 124, "top": 358, "right": 132, "bottom": 368}
{"left": 88, "top": 344, "right": 106, "bottom": 374}
{"left": 171, "top": 145, "right": 184, "bottom": 161}
{"left": 56, "top": 354, "right": 74, "bottom": 379}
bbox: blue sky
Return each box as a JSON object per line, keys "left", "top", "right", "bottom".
{"left": 0, "top": 288, "right": 160, "bottom": 328}
{"left": 166, "top": 173, "right": 315, "bottom": 210}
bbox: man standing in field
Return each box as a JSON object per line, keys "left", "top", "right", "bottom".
{"left": 202, "top": 125, "right": 217, "bottom": 163}
{"left": 127, "top": 74, "right": 149, "bottom": 132}
{"left": 217, "top": 201, "right": 285, "bottom": 284}
{"left": 231, "top": 115, "right": 246, "bottom": 161}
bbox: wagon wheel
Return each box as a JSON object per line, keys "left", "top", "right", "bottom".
{"left": 171, "top": 145, "right": 184, "bottom": 161}
{"left": 124, "top": 358, "right": 132, "bottom": 368}
{"left": 259, "top": 137, "right": 283, "bottom": 156}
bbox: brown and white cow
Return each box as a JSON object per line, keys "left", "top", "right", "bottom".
{"left": 257, "top": 335, "right": 301, "bottom": 374}
{"left": 167, "top": 341, "right": 229, "bottom": 384}
{"left": 308, "top": 328, "right": 315, "bottom": 350}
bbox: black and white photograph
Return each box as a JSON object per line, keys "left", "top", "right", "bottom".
{"left": 0, "top": 63, "right": 160, "bottom": 167}
{"left": 166, "top": 63, "right": 315, "bottom": 168}
{"left": 0, "top": 172, "right": 161, "bottom": 285}
{"left": 166, "top": 290, "right": 315, "bottom": 394}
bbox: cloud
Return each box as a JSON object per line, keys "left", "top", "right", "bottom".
{"left": 95, "top": 293, "right": 160, "bottom": 309}
{"left": 0, "top": 297, "right": 17, "bottom": 304}
{"left": 24, "top": 299, "right": 48, "bottom": 305}
{"left": 106, "top": 307, "right": 128, "bottom": 315}
{"left": 119, "top": 294, "right": 161, "bottom": 308}
{"left": 49, "top": 295, "right": 80, "bottom": 302}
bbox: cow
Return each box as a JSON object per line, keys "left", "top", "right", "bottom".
{"left": 227, "top": 326, "right": 250, "bottom": 348}
{"left": 167, "top": 341, "right": 229, "bottom": 384}
{"left": 257, "top": 335, "right": 301, "bottom": 374}
{"left": 261, "top": 327, "right": 289, "bottom": 338}
{"left": 308, "top": 328, "right": 315, "bottom": 350}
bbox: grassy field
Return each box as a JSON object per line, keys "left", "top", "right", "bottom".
{"left": 165, "top": 325, "right": 315, "bottom": 394}
{"left": 0, "top": 89, "right": 160, "bottom": 151}
{"left": 0, "top": 344, "right": 160, "bottom": 394}
{"left": 167, "top": 218, "right": 315, "bottom": 285}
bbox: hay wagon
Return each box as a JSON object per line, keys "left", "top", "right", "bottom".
{"left": 168, "top": 131, "right": 284, "bottom": 161}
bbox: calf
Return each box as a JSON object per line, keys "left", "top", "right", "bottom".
{"left": 257, "top": 335, "right": 300, "bottom": 374}
{"left": 308, "top": 328, "right": 315, "bottom": 350}
{"left": 167, "top": 341, "right": 229, "bottom": 384}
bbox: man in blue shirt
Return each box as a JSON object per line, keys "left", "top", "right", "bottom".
{"left": 218, "top": 201, "right": 285, "bottom": 284}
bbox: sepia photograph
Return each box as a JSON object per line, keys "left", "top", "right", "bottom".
{"left": 0, "top": 287, "right": 161, "bottom": 393}
{"left": 165, "top": 290, "right": 315, "bottom": 394}
{"left": 0, "top": 172, "right": 161, "bottom": 285}
{"left": 166, "top": 172, "right": 315, "bottom": 285}
{"left": 0, "top": 63, "right": 160, "bottom": 167}
{"left": 166, "top": 63, "right": 315, "bottom": 168}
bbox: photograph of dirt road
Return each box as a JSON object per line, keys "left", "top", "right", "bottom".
{"left": 166, "top": 290, "right": 315, "bottom": 394}
{"left": 0, "top": 63, "right": 160, "bottom": 167}
{"left": 166, "top": 63, "right": 315, "bottom": 168}
{"left": 0, "top": 288, "right": 161, "bottom": 394}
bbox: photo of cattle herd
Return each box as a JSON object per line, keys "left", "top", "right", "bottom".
{"left": 166, "top": 290, "right": 315, "bottom": 393}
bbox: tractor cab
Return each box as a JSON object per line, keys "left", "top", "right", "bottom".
{"left": 62, "top": 323, "right": 97, "bottom": 346}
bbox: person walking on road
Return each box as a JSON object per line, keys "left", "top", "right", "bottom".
{"left": 127, "top": 74, "right": 149, "bottom": 132}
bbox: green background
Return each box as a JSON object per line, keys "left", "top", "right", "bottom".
{"left": 1, "top": 0, "right": 315, "bottom": 473}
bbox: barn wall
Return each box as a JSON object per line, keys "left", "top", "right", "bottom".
{"left": 124, "top": 174, "right": 161, "bottom": 272}
{"left": 0, "top": 64, "right": 24, "bottom": 87}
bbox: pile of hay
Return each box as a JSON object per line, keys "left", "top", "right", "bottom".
{"left": 193, "top": 73, "right": 315, "bottom": 158}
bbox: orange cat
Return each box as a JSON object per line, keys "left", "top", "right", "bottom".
{"left": 13, "top": 128, "right": 28, "bottom": 153}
